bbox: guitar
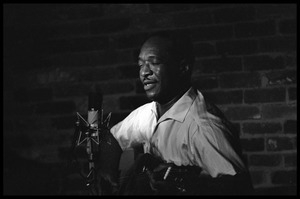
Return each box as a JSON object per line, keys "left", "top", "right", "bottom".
{"left": 118, "top": 153, "right": 202, "bottom": 195}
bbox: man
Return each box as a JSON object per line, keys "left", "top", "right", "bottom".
{"left": 96, "top": 31, "right": 254, "bottom": 195}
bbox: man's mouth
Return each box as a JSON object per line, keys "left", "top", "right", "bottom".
{"left": 144, "top": 81, "right": 156, "bottom": 91}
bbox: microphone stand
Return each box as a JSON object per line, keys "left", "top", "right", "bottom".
{"left": 73, "top": 110, "right": 111, "bottom": 195}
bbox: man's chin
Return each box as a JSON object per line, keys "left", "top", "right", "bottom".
{"left": 145, "top": 92, "right": 158, "bottom": 102}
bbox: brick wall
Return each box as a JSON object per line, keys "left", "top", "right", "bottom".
{"left": 3, "top": 4, "right": 297, "bottom": 195}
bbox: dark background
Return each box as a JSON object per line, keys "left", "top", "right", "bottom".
{"left": 3, "top": 3, "right": 297, "bottom": 195}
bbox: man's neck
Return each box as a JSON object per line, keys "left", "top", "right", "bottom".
{"left": 156, "top": 86, "right": 190, "bottom": 119}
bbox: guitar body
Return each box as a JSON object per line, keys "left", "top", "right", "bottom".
{"left": 118, "top": 153, "right": 201, "bottom": 195}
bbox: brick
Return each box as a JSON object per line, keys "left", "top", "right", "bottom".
{"left": 46, "top": 21, "right": 90, "bottom": 39}
{"left": 243, "top": 122, "right": 282, "bottom": 134}
{"left": 244, "top": 88, "right": 286, "bottom": 103}
{"left": 256, "top": 4, "right": 296, "bottom": 19}
{"left": 194, "top": 4, "right": 227, "bottom": 9}
{"left": 95, "top": 80, "right": 135, "bottom": 95}
{"left": 172, "top": 11, "right": 213, "bottom": 27}
{"left": 240, "top": 138, "right": 264, "bottom": 152}
{"left": 216, "top": 39, "right": 258, "bottom": 55}
{"left": 131, "top": 14, "right": 174, "bottom": 30}
{"left": 285, "top": 53, "right": 297, "bottom": 68}
{"left": 231, "top": 122, "right": 241, "bottom": 135}
{"left": 103, "top": 4, "right": 149, "bottom": 16}
{"left": 4, "top": 38, "right": 47, "bottom": 72}
{"left": 14, "top": 87, "right": 53, "bottom": 102}
{"left": 131, "top": 48, "right": 140, "bottom": 63}
{"left": 254, "top": 186, "right": 297, "bottom": 195}
{"left": 279, "top": 18, "right": 296, "bottom": 34}
{"left": 249, "top": 154, "right": 281, "bottom": 167}
{"left": 75, "top": 67, "right": 119, "bottom": 82}
{"left": 202, "top": 90, "right": 243, "bottom": 105}
{"left": 58, "top": 146, "right": 87, "bottom": 160}
{"left": 116, "top": 33, "right": 148, "bottom": 49}
{"left": 117, "top": 64, "right": 140, "bottom": 79}
{"left": 235, "top": 20, "right": 276, "bottom": 38}
{"left": 119, "top": 95, "right": 151, "bottom": 110}
{"left": 149, "top": 4, "right": 192, "bottom": 13}
{"left": 30, "top": 88, "right": 53, "bottom": 102}
{"left": 114, "top": 49, "right": 137, "bottom": 65}
{"left": 262, "top": 104, "right": 296, "bottom": 119}
{"left": 35, "top": 100, "right": 76, "bottom": 115}
{"left": 90, "top": 17, "right": 130, "bottom": 34}
{"left": 13, "top": 87, "right": 29, "bottom": 103}
{"left": 284, "top": 153, "right": 297, "bottom": 167}
{"left": 213, "top": 6, "right": 255, "bottom": 23}
{"left": 271, "top": 170, "right": 297, "bottom": 185}
{"left": 195, "top": 57, "right": 242, "bottom": 73}
{"left": 98, "top": 97, "right": 117, "bottom": 116}
{"left": 249, "top": 170, "right": 265, "bottom": 185}
{"left": 264, "top": 70, "right": 297, "bottom": 86}
{"left": 55, "top": 4, "right": 103, "bottom": 20}
{"left": 219, "top": 72, "right": 261, "bottom": 88}
{"left": 49, "top": 49, "right": 134, "bottom": 68}
{"left": 244, "top": 55, "right": 285, "bottom": 71}
{"left": 191, "top": 25, "right": 233, "bottom": 42}
{"left": 284, "top": 120, "right": 297, "bottom": 134}
{"left": 47, "top": 36, "right": 109, "bottom": 54}
{"left": 4, "top": 132, "right": 33, "bottom": 148}
{"left": 193, "top": 42, "right": 216, "bottom": 58}
{"left": 4, "top": 4, "right": 57, "bottom": 25}
{"left": 49, "top": 52, "right": 105, "bottom": 68}
{"left": 224, "top": 106, "right": 261, "bottom": 121}
{"left": 258, "top": 36, "right": 296, "bottom": 53}
{"left": 192, "top": 76, "right": 218, "bottom": 90}
{"left": 53, "top": 82, "right": 93, "bottom": 98}
{"left": 288, "top": 87, "right": 297, "bottom": 101}
{"left": 52, "top": 115, "right": 77, "bottom": 130}
{"left": 8, "top": 112, "right": 49, "bottom": 131}
{"left": 266, "top": 137, "right": 296, "bottom": 151}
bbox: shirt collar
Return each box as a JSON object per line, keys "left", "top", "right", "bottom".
{"left": 151, "top": 87, "right": 197, "bottom": 123}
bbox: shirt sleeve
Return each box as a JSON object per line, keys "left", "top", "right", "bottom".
{"left": 110, "top": 103, "right": 155, "bottom": 151}
{"left": 110, "top": 110, "right": 141, "bottom": 151}
{"left": 190, "top": 120, "right": 246, "bottom": 178}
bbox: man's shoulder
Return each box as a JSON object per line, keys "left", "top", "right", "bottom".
{"left": 134, "top": 101, "right": 155, "bottom": 112}
{"left": 125, "top": 101, "right": 155, "bottom": 119}
{"left": 186, "top": 89, "right": 225, "bottom": 127}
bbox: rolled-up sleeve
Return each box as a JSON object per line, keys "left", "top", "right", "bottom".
{"left": 110, "top": 102, "right": 156, "bottom": 151}
{"left": 110, "top": 111, "right": 139, "bottom": 151}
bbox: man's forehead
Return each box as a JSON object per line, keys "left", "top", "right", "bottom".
{"left": 138, "top": 47, "right": 168, "bottom": 60}
{"left": 139, "top": 37, "right": 171, "bottom": 58}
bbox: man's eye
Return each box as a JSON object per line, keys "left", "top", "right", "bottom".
{"left": 150, "top": 62, "right": 161, "bottom": 66}
{"left": 138, "top": 61, "right": 144, "bottom": 67}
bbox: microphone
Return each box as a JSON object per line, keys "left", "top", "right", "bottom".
{"left": 87, "top": 92, "right": 102, "bottom": 155}
{"left": 72, "top": 91, "right": 115, "bottom": 194}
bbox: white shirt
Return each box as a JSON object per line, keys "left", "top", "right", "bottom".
{"left": 110, "top": 87, "right": 247, "bottom": 177}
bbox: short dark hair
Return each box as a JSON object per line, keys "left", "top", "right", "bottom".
{"left": 142, "top": 30, "right": 195, "bottom": 68}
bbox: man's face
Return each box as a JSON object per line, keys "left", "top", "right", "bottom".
{"left": 138, "top": 37, "right": 180, "bottom": 103}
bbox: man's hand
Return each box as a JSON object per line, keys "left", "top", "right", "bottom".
{"left": 146, "top": 164, "right": 177, "bottom": 194}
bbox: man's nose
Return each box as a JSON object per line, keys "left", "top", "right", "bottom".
{"left": 140, "top": 64, "right": 152, "bottom": 77}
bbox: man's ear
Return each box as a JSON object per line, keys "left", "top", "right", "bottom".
{"left": 179, "top": 60, "right": 190, "bottom": 75}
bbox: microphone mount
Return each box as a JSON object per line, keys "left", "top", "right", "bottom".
{"left": 73, "top": 109, "right": 112, "bottom": 195}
